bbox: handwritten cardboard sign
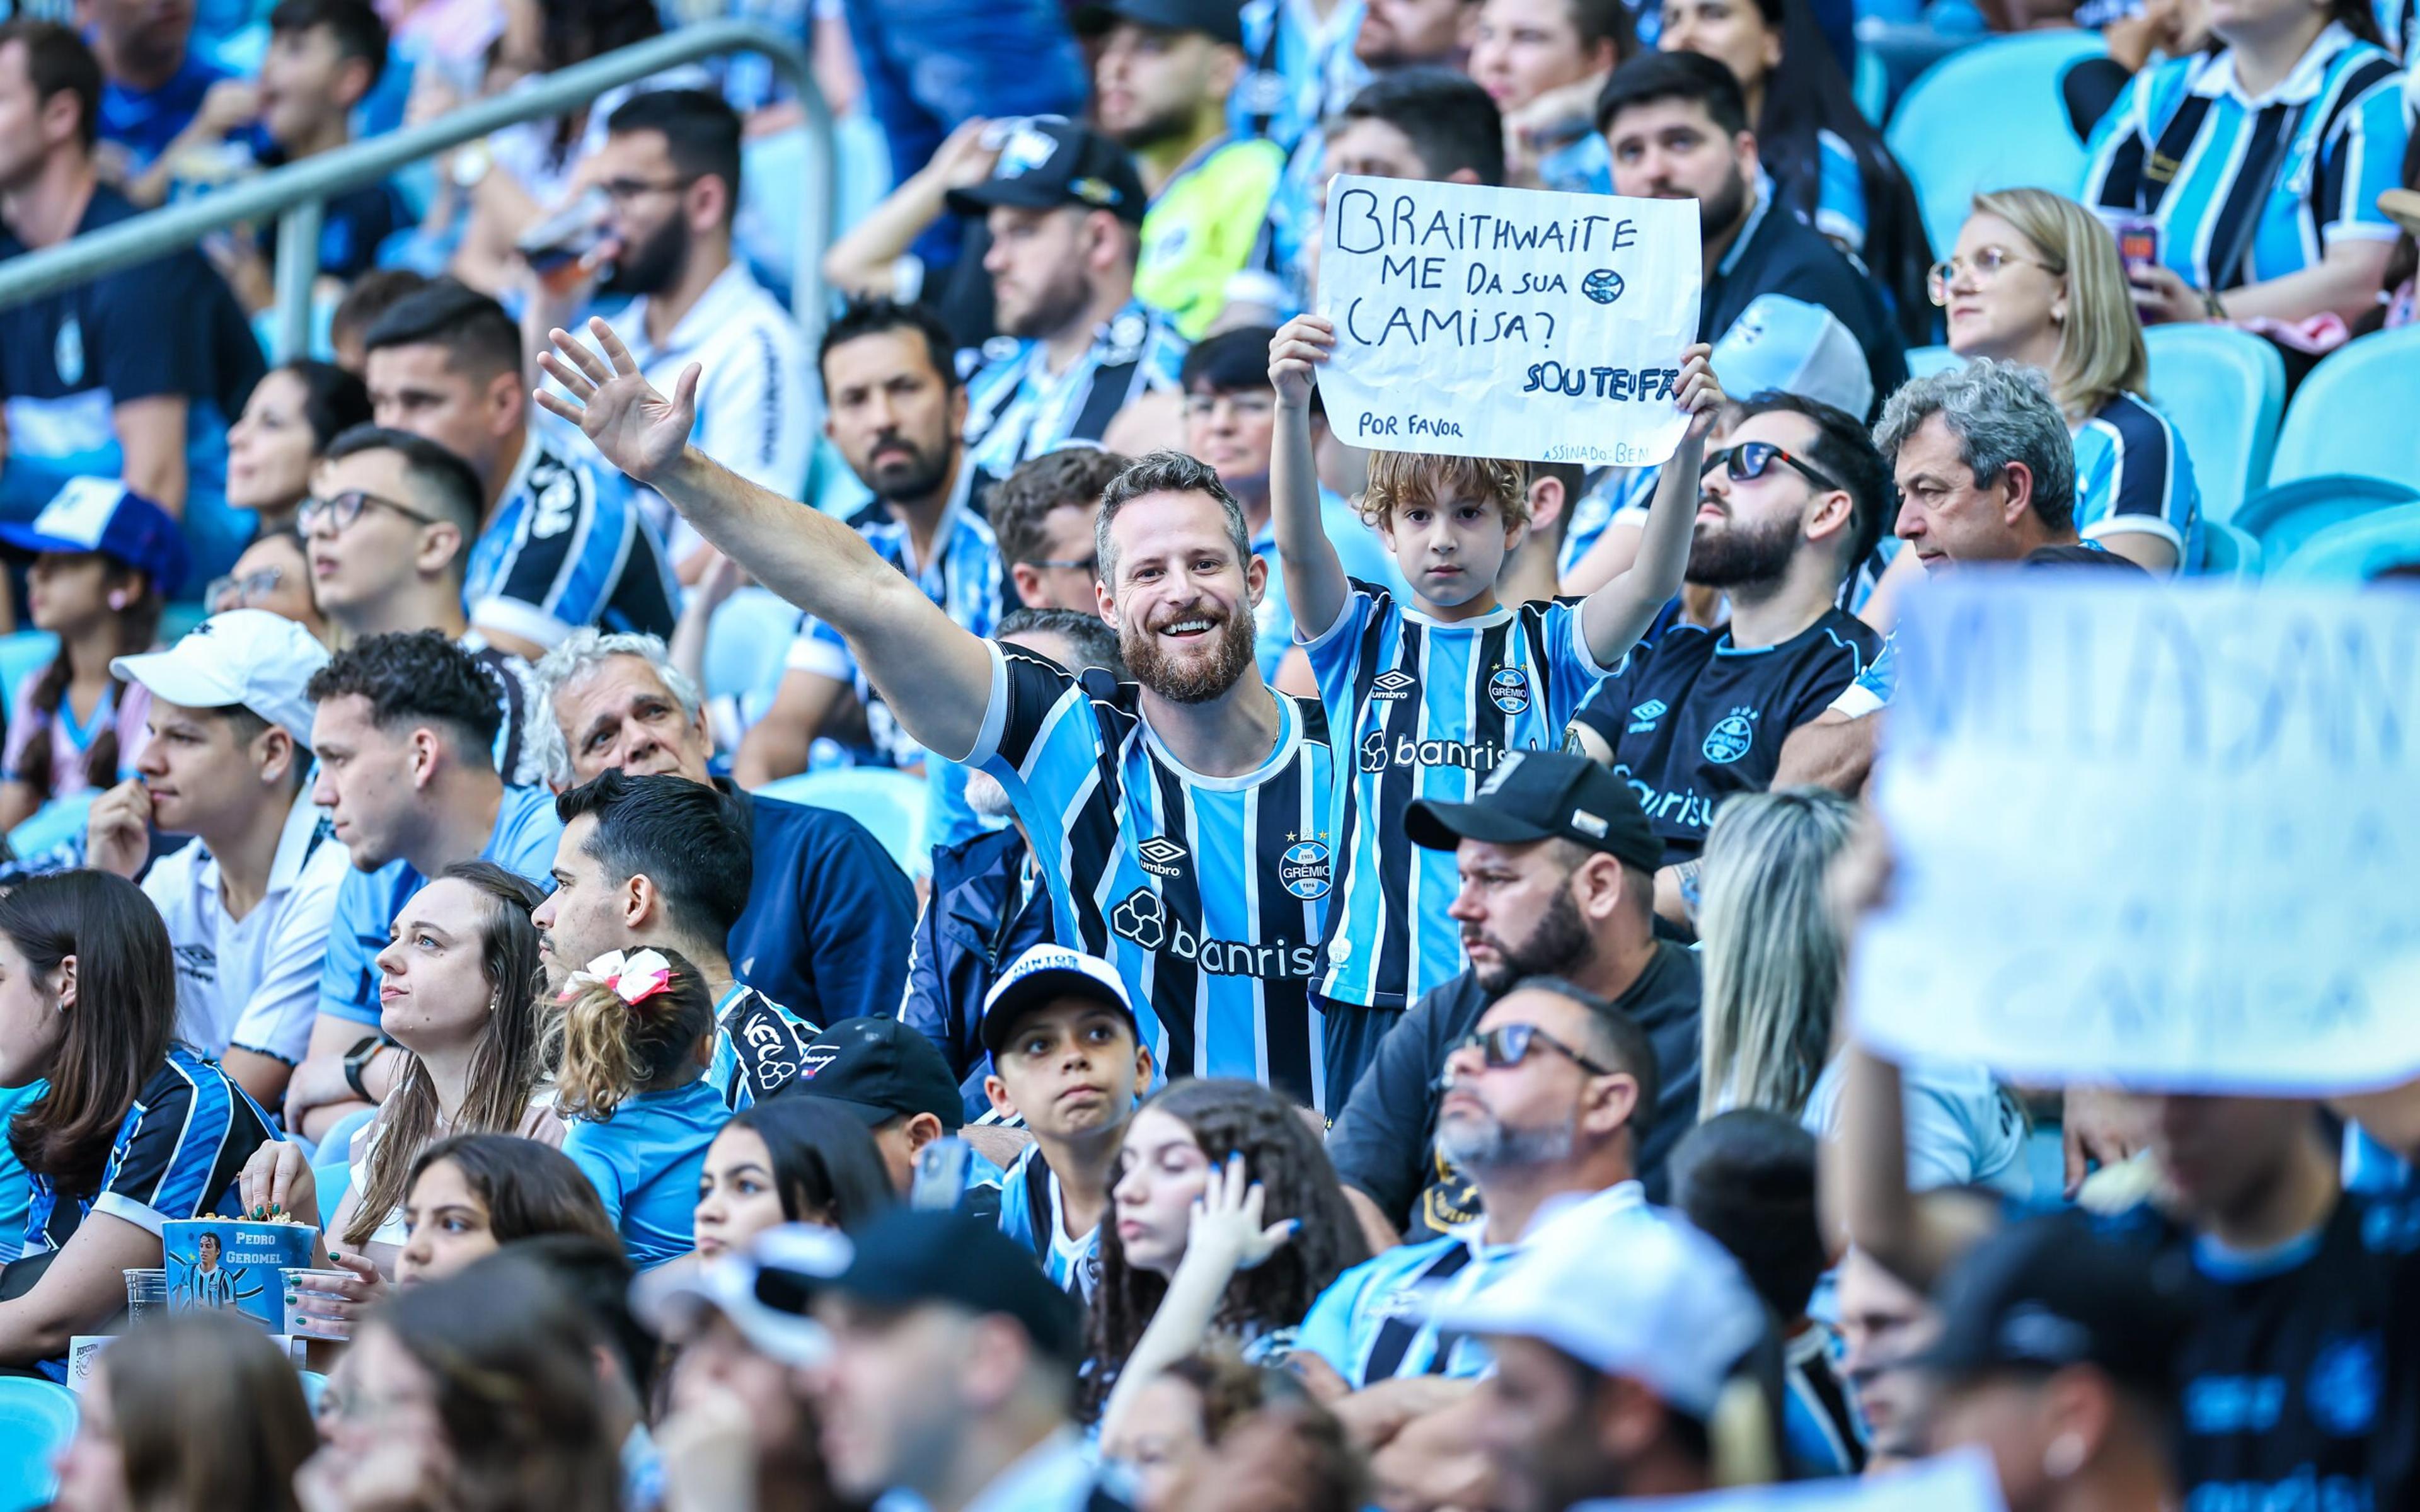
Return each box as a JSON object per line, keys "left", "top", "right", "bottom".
{"left": 1853, "top": 575, "right": 2420, "bottom": 1093}
{"left": 1314, "top": 175, "right": 1702, "bottom": 467}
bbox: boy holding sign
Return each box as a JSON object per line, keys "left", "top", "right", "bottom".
{"left": 1266, "top": 313, "right": 1719, "bottom": 1011}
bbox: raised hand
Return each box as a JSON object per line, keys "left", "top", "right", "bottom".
{"left": 1674, "top": 341, "right": 1724, "bottom": 442}
{"left": 1269, "top": 314, "right": 1336, "bottom": 411}
{"left": 1180, "top": 1154, "right": 1299, "bottom": 1281}
{"left": 85, "top": 779, "right": 152, "bottom": 881}
{"left": 534, "top": 318, "right": 700, "bottom": 487}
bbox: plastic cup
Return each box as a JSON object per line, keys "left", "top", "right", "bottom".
{"left": 282, "top": 1269, "right": 355, "bottom": 1339}
{"left": 123, "top": 1268, "right": 167, "bottom": 1322}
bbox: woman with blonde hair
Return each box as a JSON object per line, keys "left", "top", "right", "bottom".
{"left": 1931, "top": 187, "right": 2203, "bottom": 574}
{"left": 1697, "top": 788, "right": 2030, "bottom": 1197}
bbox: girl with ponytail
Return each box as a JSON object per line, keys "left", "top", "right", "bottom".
{"left": 547, "top": 945, "right": 728, "bottom": 1269}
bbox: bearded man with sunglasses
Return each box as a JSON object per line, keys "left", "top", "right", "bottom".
{"left": 1563, "top": 392, "right": 1886, "bottom": 872}
{"left": 1325, "top": 751, "right": 1701, "bottom": 1249}
{"left": 303, "top": 425, "right": 548, "bottom": 786}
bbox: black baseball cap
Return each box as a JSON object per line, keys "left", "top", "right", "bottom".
{"left": 945, "top": 118, "right": 1148, "bottom": 226}
{"left": 824, "top": 1208, "right": 1087, "bottom": 1366}
{"left": 793, "top": 1017, "right": 964, "bottom": 1128}
{"left": 1073, "top": 0, "right": 1246, "bottom": 46}
{"left": 1405, "top": 750, "right": 1662, "bottom": 874}
{"left": 1918, "top": 1216, "right": 2191, "bottom": 1398}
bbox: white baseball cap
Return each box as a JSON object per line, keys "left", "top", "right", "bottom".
{"left": 112, "top": 609, "right": 330, "bottom": 745}
{"left": 1432, "top": 1203, "right": 1766, "bottom": 1419}
{"left": 979, "top": 944, "right": 1136, "bottom": 1057}
{"left": 1712, "top": 294, "right": 1876, "bottom": 421}
{"left": 629, "top": 1223, "right": 846, "bottom": 1368}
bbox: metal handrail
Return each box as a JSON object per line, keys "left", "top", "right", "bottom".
{"left": 0, "top": 19, "right": 831, "bottom": 360}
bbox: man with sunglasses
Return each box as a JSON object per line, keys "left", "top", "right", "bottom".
{"left": 1564, "top": 392, "right": 1886, "bottom": 875}
{"left": 522, "top": 90, "right": 810, "bottom": 586}
{"left": 1325, "top": 750, "right": 1701, "bottom": 1248}
{"left": 304, "top": 425, "right": 548, "bottom": 787}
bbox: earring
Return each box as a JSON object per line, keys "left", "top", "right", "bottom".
{"left": 107, "top": 592, "right": 128, "bottom": 611}
{"left": 2042, "top": 1431, "right": 2087, "bottom": 1479}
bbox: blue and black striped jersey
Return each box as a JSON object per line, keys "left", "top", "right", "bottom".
{"left": 23, "top": 1044, "right": 275, "bottom": 1257}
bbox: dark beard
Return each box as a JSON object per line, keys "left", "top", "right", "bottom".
{"left": 1121, "top": 608, "right": 1255, "bottom": 704}
{"left": 1109, "top": 101, "right": 1199, "bottom": 152}
{"left": 1000, "top": 261, "right": 1095, "bottom": 340}
{"left": 601, "top": 214, "right": 688, "bottom": 297}
{"left": 1470, "top": 883, "right": 1596, "bottom": 995}
{"left": 862, "top": 433, "right": 953, "bottom": 504}
{"left": 1686, "top": 506, "right": 1800, "bottom": 589}
{"left": 1698, "top": 164, "right": 1750, "bottom": 242}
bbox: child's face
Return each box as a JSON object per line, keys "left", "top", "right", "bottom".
{"left": 988, "top": 1000, "right": 1147, "bottom": 1142}
{"left": 258, "top": 23, "right": 354, "bottom": 144}
{"left": 26, "top": 553, "right": 116, "bottom": 633}
{"left": 1383, "top": 490, "right": 1523, "bottom": 610}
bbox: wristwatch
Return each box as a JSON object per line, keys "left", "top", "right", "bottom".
{"left": 342, "top": 1034, "right": 393, "bottom": 1101}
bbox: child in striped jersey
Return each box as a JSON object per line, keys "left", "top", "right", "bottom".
{"left": 1266, "top": 316, "right": 1723, "bottom": 1012}
{"left": 982, "top": 947, "right": 1156, "bottom": 1301}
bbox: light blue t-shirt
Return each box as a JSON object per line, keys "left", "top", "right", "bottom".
{"left": 1801, "top": 1053, "right": 2032, "bottom": 1199}
{"left": 316, "top": 784, "right": 564, "bottom": 1027}
{"left": 562, "top": 1076, "right": 728, "bottom": 1270}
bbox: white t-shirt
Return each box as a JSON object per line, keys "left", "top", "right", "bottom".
{"left": 143, "top": 791, "right": 349, "bottom": 1069}
{"left": 1801, "top": 1053, "right": 2034, "bottom": 1200}
{"left": 619, "top": 261, "right": 815, "bottom": 565}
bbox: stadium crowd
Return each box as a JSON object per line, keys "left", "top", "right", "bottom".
{"left": 0, "top": 0, "right": 2412, "bottom": 1508}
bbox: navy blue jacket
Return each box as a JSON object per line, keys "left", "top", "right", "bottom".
{"left": 728, "top": 789, "right": 917, "bottom": 1029}
{"left": 899, "top": 826, "right": 1056, "bottom": 1121}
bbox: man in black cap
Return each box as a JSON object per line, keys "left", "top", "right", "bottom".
{"left": 1920, "top": 1216, "right": 2188, "bottom": 1512}
{"left": 950, "top": 118, "right": 1193, "bottom": 475}
{"left": 689, "top": 1210, "right": 1112, "bottom": 1512}
{"left": 1325, "top": 750, "right": 1702, "bottom": 1246}
{"left": 795, "top": 1016, "right": 1003, "bottom": 1206}
{"left": 1078, "top": 0, "right": 1287, "bottom": 340}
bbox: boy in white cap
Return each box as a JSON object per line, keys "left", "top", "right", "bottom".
{"left": 88, "top": 609, "right": 345, "bottom": 1111}
{"left": 981, "top": 944, "right": 1156, "bottom": 1298}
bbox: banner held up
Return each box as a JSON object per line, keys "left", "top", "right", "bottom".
{"left": 1313, "top": 175, "right": 1702, "bottom": 467}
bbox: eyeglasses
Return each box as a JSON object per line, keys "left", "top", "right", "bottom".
{"left": 1700, "top": 440, "right": 1846, "bottom": 496}
{"left": 1449, "top": 1022, "right": 1613, "bottom": 1077}
{"left": 1925, "top": 246, "right": 2061, "bottom": 306}
{"left": 1181, "top": 392, "right": 1277, "bottom": 423}
{"left": 205, "top": 566, "right": 285, "bottom": 610}
{"left": 298, "top": 489, "right": 443, "bottom": 535}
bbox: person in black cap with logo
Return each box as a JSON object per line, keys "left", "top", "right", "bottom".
{"left": 712, "top": 1209, "right": 1114, "bottom": 1512}
{"left": 943, "top": 119, "right": 1191, "bottom": 476}
{"left": 1076, "top": 0, "right": 1287, "bottom": 340}
{"left": 1920, "top": 1215, "right": 2187, "bottom": 1512}
{"left": 793, "top": 1016, "right": 1004, "bottom": 1210}
{"left": 1324, "top": 749, "right": 1702, "bottom": 1247}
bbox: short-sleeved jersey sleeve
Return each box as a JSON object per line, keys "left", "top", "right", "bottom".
{"left": 1302, "top": 581, "right": 1389, "bottom": 701}
{"left": 94, "top": 1061, "right": 273, "bottom": 1235}
{"left": 707, "top": 991, "right": 819, "bottom": 1112}
{"left": 469, "top": 461, "right": 645, "bottom": 652}
{"left": 2315, "top": 64, "right": 2409, "bottom": 244}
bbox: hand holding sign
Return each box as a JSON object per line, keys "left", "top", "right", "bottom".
{"left": 1269, "top": 313, "right": 1333, "bottom": 412}
{"left": 1313, "top": 175, "right": 1702, "bottom": 466}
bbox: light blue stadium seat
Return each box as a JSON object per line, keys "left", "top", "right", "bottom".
{"left": 0, "top": 1377, "right": 78, "bottom": 1512}
{"left": 1855, "top": 46, "right": 1891, "bottom": 125}
{"left": 1885, "top": 31, "right": 2106, "bottom": 255}
{"left": 703, "top": 588, "right": 805, "bottom": 704}
{"left": 0, "top": 631, "right": 57, "bottom": 724}
{"left": 6, "top": 792, "right": 93, "bottom": 861}
{"left": 2271, "top": 502, "right": 2420, "bottom": 583}
{"left": 2232, "top": 474, "right": 2420, "bottom": 565}
{"left": 736, "top": 115, "right": 892, "bottom": 295}
{"left": 298, "top": 1370, "right": 328, "bottom": 1414}
{"left": 1905, "top": 344, "right": 1964, "bottom": 378}
{"left": 2141, "top": 325, "right": 2286, "bottom": 527}
{"left": 2266, "top": 326, "right": 2420, "bottom": 491}
{"left": 2195, "top": 519, "right": 2261, "bottom": 578}
{"left": 753, "top": 767, "right": 929, "bottom": 875}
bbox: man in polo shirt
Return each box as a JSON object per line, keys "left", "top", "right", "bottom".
{"left": 88, "top": 609, "right": 347, "bottom": 1111}
{"left": 1323, "top": 752, "right": 1702, "bottom": 1246}
{"left": 1598, "top": 51, "right": 1906, "bottom": 416}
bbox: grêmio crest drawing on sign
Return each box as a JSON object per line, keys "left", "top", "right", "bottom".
{"left": 1313, "top": 175, "right": 1702, "bottom": 467}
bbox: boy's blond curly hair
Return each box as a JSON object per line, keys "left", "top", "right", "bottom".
{"left": 1359, "top": 452, "right": 1531, "bottom": 533}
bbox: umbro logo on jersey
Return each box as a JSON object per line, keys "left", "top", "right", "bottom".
{"left": 1488, "top": 668, "right": 1531, "bottom": 714}
{"left": 1702, "top": 708, "right": 1760, "bottom": 765}
{"left": 1627, "top": 698, "right": 1668, "bottom": 734}
{"left": 1371, "top": 670, "right": 1417, "bottom": 700}
{"left": 1136, "top": 837, "right": 1189, "bottom": 878}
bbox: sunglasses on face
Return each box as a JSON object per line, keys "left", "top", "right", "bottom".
{"left": 1699, "top": 440, "right": 1846, "bottom": 497}
{"left": 1448, "top": 1022, "right": 1614, "bottom": 1078}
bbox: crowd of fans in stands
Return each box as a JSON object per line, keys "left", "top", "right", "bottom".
{"left": 0, "top": 0, "right": 2412, "bottom": 1508}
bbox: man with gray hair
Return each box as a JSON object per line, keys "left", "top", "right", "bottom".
{"left": 534, "top": 314, "right": 1361, "bottom": 1110}
{"left": 532, "top": 627, "right": 916, "bottom": 1028}
{"left": 1774, "top": 360, "right": 2143, "bottom": 794}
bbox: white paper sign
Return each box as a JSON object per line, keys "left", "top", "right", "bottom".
{"left": 1853, "top": 575, "right": 2420, "bottom": 1093}
{"left": 1313, "top": 175, "right": 1702, "bottom": 467}
{"left": 1613, "top": 1451, "right": 2006, "bottom": 1512}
